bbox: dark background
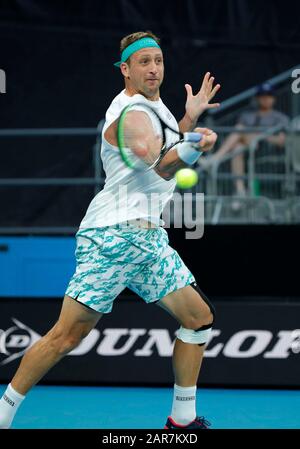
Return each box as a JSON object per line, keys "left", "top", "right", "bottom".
{"left": 0, "top": 1, "right": 299, "bottom": 392}
{"left": 0, "top": 1, "right": 299, "bottom": 298}
{"left": 1, "top": 0, "right": 300, "bottom": 228}
{"left": 1, "top": 298, "right": 299, "bottom": 387}
{"left": 1, "top": 0, "right": 300, "bottom": 128}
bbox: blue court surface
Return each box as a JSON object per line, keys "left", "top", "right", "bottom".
{"left": 1, "top": 385, "right": 299, "bottom": 429}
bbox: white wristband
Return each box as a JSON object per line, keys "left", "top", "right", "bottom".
{"left": 177, "top": 142, "right": 203, "bottom": 165}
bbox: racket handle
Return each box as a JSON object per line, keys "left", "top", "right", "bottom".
{"left": 183, "top": 132, "right": 203, "bottom": 143}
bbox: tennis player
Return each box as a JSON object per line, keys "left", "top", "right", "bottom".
{"left": 0, "top": 31, "right": 220, "bottom": 430}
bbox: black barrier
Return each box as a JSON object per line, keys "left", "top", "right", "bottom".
{"left": 0, "top": 298, "right": 299, "bottom": 387}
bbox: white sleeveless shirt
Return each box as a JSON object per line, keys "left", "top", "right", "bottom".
{"left": 79, "top": 90, "right": 177, "bottom": 229}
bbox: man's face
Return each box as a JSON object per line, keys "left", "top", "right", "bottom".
{"left": 122, "top": 47, "right": 164, "bottom": 98}
{"left": 256, "top": 94, "right": 275, "bottom": 111}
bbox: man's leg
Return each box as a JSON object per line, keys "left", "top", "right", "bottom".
{"left": 0, "top": 295, "right": 101, "bottom": 428}
{"left": 156, "top": 283, "right": 214, "bottom": 426}
{"left": 230, "top": 144, "right": 247, "bottom": 195}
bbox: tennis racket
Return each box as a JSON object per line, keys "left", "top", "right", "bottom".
{"left": 117, "top": 102, "right": 203, "bottom": 171}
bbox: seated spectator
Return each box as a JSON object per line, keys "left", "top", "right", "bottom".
{"left": 200, "top": 83, "right": 289, "bottom": 198}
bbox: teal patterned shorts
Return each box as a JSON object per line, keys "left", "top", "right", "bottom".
{"left": 65, "top": 223, "right": 195, "bottom": 313}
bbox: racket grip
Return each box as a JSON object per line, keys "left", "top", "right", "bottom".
{"left": 183, "top": 132, "right": 203, "bottom": 143}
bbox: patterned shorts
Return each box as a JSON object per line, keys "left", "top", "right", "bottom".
{"left": 65, "top": 223, "right": 195, "bottom": 313}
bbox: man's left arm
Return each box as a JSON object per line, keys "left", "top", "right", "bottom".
{"left": 178, "top": 72, "right": 221, "bottom": 133}
{"left": 267, "top": 132, "right": 286, "bottom": 147}
{"left": 266, "top": 115, "right": 290, "bottom": 147}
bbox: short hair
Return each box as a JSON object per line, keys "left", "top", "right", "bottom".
{"left": 120, "top": 31, "right": 160, "bottom": 64}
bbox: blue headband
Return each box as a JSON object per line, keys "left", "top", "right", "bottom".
{"left": 114, "top": 37, "right": 161, "bottom": 68}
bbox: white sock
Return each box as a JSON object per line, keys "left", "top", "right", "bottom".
{"left": 0, "top": 384, "right": 25, "bottom": 429}
{"left": 170, "top": 384, "right": 197, "bottom": 425}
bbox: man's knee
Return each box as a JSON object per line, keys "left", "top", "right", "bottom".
{"left": 181, "top": 310, "right": 212, "bottom": 331}
{"left": 183, "top": 282, "right": 215, "bottom": 330}
{"left": 45, "top": 322, "right": 92, "bottom": 356}
{"left": 177, "top": 282, "right": 215, "bottom": 346}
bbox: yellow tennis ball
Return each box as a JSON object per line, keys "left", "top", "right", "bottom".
{"left": 175, "top": 168, "right": 198, "bottom": 189}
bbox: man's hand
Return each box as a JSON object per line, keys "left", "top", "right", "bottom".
{"left": 185, "top": 72, "right": 221, "bottom": 124}
{"left": 155, "top": 127, "right": 217, "bottom": 180}
{"left": 195, "top": 127, "right": 218, "bottom": 152}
